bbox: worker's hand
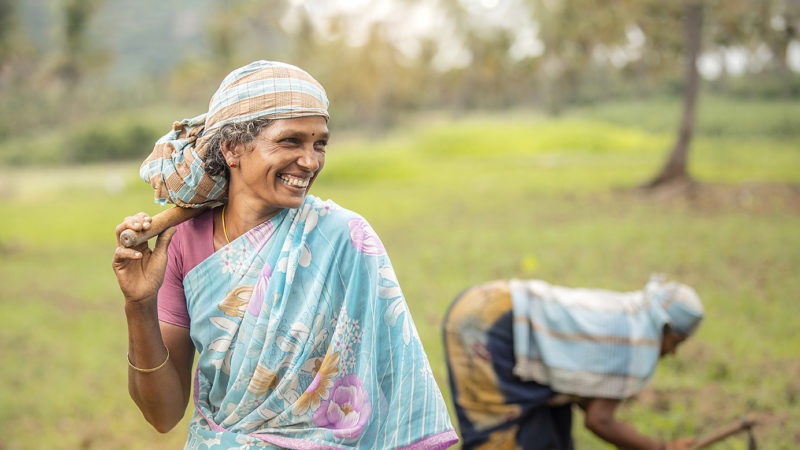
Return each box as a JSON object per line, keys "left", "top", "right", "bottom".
{"left": 113, "top": 212, "right": 176, "bottom": 304}
{"left": 666, "top": 437, "right": 695, "bottom": 450}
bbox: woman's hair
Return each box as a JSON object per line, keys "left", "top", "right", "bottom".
{"left": 204, "top": 117, "right": 275, "bottom": 176}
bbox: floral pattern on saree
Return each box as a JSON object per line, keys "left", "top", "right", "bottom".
{"left": 181, "top": 196, "right": 457, "bottom": 449}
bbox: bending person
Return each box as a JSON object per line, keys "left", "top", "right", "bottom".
{"left": 443, "top": 276, "right": 703, "bottom": 450}
{"left": 112, "top": 60, "right": 457, "bottom": 449}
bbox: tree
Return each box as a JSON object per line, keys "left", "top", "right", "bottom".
{"left": 529, "top": 0, "right": 635, "bottom": 113}
{"left": 643, "top": 1, "right": 703, "bottom": 188}
{"left": 55, "top": 0, "right": 106, "bottom": 86}
{"left": 0, "top": 0, "right": 15, "bottom": 67}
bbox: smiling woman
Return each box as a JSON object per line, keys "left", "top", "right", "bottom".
{"left": 111, "top": 60, "right": 458, "bottom": 449}
{"left": 221, "top": 116, "right": 330, "bottom": 230}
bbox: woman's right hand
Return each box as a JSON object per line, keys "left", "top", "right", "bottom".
{"left": 112, "top": 212, "right": 176, "bottom": 304}
{"left": 666, "top": 437, "right": 695, "bottom": 450}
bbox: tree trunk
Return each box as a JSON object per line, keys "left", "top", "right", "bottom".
{"left": 643, "top": 1, "right": 702, "bottom": 189}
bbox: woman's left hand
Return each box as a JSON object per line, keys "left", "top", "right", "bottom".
{"left": 112, "top": 212, "right": 176, "bottom": 304}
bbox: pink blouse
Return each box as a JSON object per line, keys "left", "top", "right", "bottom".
{"left": 157, "top": 209, "right": 215, "bottom": 328}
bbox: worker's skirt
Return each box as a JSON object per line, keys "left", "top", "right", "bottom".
{"left": 443, "top": 281, "right": 574, "bottom": 450}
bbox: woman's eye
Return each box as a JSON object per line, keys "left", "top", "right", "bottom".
{"left": 314, "top": 141, "right": 328, "bottom": 151}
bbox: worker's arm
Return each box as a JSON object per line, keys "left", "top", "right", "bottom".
{"left": 582, "top": 398, "right": 693, "bottom": 450}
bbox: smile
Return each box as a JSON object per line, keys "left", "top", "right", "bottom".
{"left": 278, "top": 174, "right": 310, "bottom": 188}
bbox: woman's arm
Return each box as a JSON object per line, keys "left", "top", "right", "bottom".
{"left": 113, "top": 213, "right": 194, "bottom": 433}
{"left": 583, "top": 398, "right": 693, "bottom": 450}
{"left": 126, "top": 314, "right": 194, "bottom": 432}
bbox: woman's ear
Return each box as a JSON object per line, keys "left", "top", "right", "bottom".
{"left": 221, "top": 141, "right": 239, "bottom": 167}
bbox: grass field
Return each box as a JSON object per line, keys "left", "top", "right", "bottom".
{"left": 1, "top": 96, "right": 799, "bottom": 449}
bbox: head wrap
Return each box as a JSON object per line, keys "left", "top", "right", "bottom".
{"left": 646, "top": 275, "right": 704, "bottom": 336}
{"left": 139, "top": 60, "right": 330, "bottom": 207}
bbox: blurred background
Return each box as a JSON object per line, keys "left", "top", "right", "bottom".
{"left": 1, "top": 0, "right": 798, "bottom": 448}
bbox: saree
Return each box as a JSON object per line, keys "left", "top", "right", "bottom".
{"left": 182, "top": 195, "right": 458, "bottom": 449}
{"left": 508, "top": 277, "right": 701, "bottom": 400}
{"left": 443, "top": 282, "right": 573, "bottom": 450}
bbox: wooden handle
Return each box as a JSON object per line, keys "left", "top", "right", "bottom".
{"left": 119, "top": 206, "right": 208, "bottom": 248}
{"left": 691, "top": 416, "right": 757, "bottom": 449}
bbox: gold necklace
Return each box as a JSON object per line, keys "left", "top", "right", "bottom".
{"left": 222, "top": 205, "right": 231, "bottom": 244}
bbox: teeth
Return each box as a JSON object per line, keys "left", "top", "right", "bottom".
{"left": 279, "top": 174, "right": 309, "bottom": 188}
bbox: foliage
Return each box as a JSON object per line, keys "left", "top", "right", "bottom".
{"left": 2, "top": 0, "right": 799, "bottom": 142}
{"left": 0, "top": 0, "right": 17, "bottom": 64}
{"left": 56, "top": 0, "right": 107, "bottom": 84}
{"left": 0, "top": 109, "right": 176, "bottom": 165}
{"left": 0, "top": 99, "right": 798, "bottom": 448}
{"left": 64, "top": 120, "right": 160, "bottom": 164}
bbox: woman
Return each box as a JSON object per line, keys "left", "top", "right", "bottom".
{"left": 443, "top": 276, "right": 703, "bottom": 450}
{"left": 112, "top": 60, "right": 457, "bottom": 449}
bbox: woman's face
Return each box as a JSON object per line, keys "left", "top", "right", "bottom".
{"left": 229, "top": 115, "right": 329, "bottom": 215}
{"left": 659, "top": 329, "right": 687, "bottom": 357}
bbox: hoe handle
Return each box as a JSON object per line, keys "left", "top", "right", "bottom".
{"left": 691, "top": 416, "right": 757, "bottom": 449}
{"left": 119, "top": 206, "right": 208, "bottom": 248}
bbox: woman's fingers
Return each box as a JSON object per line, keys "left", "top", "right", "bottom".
{"left": 115, "top": 212, "right": 153, "bottom": 240}
{"left": 113, "top": 227, "right": 174, "bottom": 275}
{"left": 113, "top": 227, "right": 174, "bottom": 304}
{"left": 142, "top": 227, "right": 176, "bottom": 279}
{"left": 153, "top": 227, "right": 177, "bottom": 255}
{"left": 149, "top": 227, "right": 176, "bottom": 264}
{"left": 112, "top": 246, "right": 143, "bottom": 267}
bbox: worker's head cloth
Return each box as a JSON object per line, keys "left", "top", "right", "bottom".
{"left": 139, "top": 60, "right": 329, "bottom": 207}
{"left": 646, "top": 275, "right": 704, "bottom": 337}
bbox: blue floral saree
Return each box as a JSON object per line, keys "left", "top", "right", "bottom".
{"left": 181, "top": 195, "right": 457, "bottom": 449}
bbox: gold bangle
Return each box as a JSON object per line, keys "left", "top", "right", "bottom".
{"left": 127, "top": 347, "right": 169, "bottom": 373}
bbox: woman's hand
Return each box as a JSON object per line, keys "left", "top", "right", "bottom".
{"left": 666, "top": 437, "right": 695, "bottom": 450}
{"left": 584, "top": 397, "right": 686, "bottom": 450}
{"left": 112, "top": 212, "right": 176, "bottom": 304}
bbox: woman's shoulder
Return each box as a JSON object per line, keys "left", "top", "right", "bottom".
{"left": 172, "top": 207, "right": 215, "bottom": 260}
{"left": 303, "top": 195, "right": 365, "bottom": 225}
{"left": 303, "top": 196, "right": 387, "bottom": 256}
{"left": 176, "top": 207, "right": 214, "bottom": 236}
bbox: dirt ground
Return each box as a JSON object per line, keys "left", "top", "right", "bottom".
{"left": 604, "top": 181, "right": 800, "bottom": 448}
{"left": 632, "top": 181, "right": 800, "bottom": 214}
{"left": 635, "top": 382, "right": 796, "bottom": 448}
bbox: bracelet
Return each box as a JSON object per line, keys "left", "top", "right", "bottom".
{"left": 127, "top": 347, "right": 170, "bottom": 373}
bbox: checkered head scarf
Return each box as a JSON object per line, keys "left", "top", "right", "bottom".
{"left": 139, "top": 60, "right": 330, "bottom": 207}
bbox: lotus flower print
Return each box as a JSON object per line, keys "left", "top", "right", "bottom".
{"left": 312, "top": 374, "right": 372, "bottom": 439}
{"left": 218, "top": 286, "right": 253, "bottom": 317}
{"left": 347, "top": 218, "right": 386, "bottom": 256}
{"left": 293, "top": 351, "right": 340, "bottom": 415}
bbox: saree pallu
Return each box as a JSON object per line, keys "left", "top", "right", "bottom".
{"left": 509, "top": 279, "right": 667, "bottom": 399}
{"left": 182, "top": 195, "right": 457, "bottom": 449}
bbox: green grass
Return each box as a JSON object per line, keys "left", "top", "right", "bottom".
{"left": 1, "top": 96, "right": 798, "bottom": 449}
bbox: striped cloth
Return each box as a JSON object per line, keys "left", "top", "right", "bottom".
{"left": 509, "top": 276, "right": 703, "bottom": 399}
{"left": 139, "top": 60, "right": 329, "bottom": 207}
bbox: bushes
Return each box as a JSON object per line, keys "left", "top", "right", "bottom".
{"left": 0, "top": 115, "right": 165, "bottom": 166}
{"left": 65, "top": 120, "right": 161, "bottom": 163}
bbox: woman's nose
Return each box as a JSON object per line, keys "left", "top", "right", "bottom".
{"left": 297, "top": 146, "right": 321, "bottom": 171}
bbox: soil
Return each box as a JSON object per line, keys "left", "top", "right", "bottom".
{"left": 634, "top": 181, "right": 800, "bottom": 214}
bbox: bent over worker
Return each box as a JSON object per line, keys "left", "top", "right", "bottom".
{"left": 443, "top": 276, "right": 703, "bottom": 450}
